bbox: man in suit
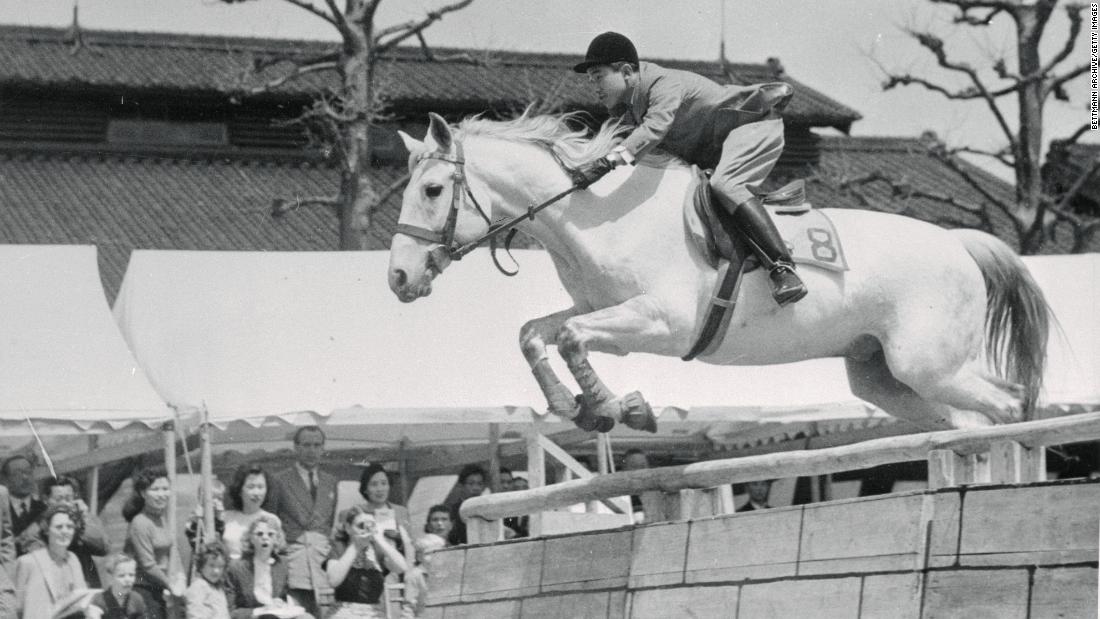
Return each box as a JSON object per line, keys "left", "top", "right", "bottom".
{"left": 739, "top": 479, "right": 774, "bottom": 512}
{"left": 0, "top": 455, "right": 45, "bottom": 556}
{"left": 573, "top": 31, "right": 807, "bottom": 307}
{"left": 0, "top": 483, "right": 16, "bottom": 619}
{"left": 266, "top": 426, "right": 337, "bottom": 617}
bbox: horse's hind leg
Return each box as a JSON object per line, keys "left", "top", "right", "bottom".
{"left": 520, "top": 309, "right": 583, "bottom": 422}
{"left": 556, "top": 295, "right": 677, "bottom": 433}
{"left": 845, "top": 350, "right": 998, "bottom": 431}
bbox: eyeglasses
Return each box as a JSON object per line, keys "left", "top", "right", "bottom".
{"left": 352, "top": 520, "right": 374, "bottom": 530}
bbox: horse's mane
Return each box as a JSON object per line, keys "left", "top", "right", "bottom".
{"left": 456, "top": 110, "right": 630, "bottom": 168}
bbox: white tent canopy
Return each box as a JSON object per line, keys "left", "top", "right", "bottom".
{"left": 0, "top": 245, "right": 172, "bottom": 436}
{"left": 111, "top": 250, "right": 877, "bottom": 450}
{"left": 111, "top": 250, "right": 1099, "bottom": 456}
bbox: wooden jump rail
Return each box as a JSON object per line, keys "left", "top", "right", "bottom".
{"left": 461, "top": 411, "right": 1100, "bottom": 543}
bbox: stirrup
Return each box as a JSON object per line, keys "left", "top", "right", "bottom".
{"left": 768, "top": 262, "right": 807, "bottom": 307}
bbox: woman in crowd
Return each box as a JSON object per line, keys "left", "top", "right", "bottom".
{"left": 222, "top": 465, "right": 274, "bottom": 560}
{"left": 123, "top": 470, "right": 184, "bottom": 619}
{"left": 326, "top": 506, "right": 407, "bottom": 619}
{"left": 357, "top": 464, "right": 414, "bottom": 566}
{"left": 14, "top": 505, "right": 88, "bottom": 619}
{"left": 224, "top": 513, "right": 313, "bottom": 619}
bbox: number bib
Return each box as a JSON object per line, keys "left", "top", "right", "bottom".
{"left": 771, "top": 206, "right": 849, "bottom": 273}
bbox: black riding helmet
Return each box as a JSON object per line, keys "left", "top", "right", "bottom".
{"left": 573, "top": 32, "right": 639, "bottom": 73}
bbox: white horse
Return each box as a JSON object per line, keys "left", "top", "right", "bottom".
{"left": 388, "top": 112, "right": 1051, "bottom": 433}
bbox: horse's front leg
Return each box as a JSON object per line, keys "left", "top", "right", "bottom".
{"left": 520, "top": 308, "right": 584, "bottom": 421}
{"left": 558, "top": 295, "right": 676, "bottom": 433}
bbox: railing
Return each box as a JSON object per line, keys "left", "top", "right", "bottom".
{"left": 461, "top": 411, "right": 1100, "bottom": 543}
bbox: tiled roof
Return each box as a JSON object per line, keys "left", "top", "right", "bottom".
{"left": 793, "top": 134, "right": 1096, "bottom": 254}
{"left": 0, "top": 25, "right": 861, "bottom": 130}
{"left": 1045, "top": 140, "right": 1100, "bottom": 210}
{"left": 2, "top": 134, "right": 1086, "bottom": 301}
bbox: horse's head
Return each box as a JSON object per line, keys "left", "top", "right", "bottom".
{"left": 389, "top": 113, "right": 494, "bottom": 302}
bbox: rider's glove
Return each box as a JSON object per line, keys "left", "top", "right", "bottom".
{"left": 574, "top": 157, "right": 616, "bottom": 189}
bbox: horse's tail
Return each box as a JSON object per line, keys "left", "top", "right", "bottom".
{"left": 954, "top": 229, "right": 1051, "bottom": 420}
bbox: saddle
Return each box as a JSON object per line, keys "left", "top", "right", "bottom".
{"left": 682, "top": 170, "right": 848, "bottom": 361}
{"left": 690, "top": 171, "right": 808, "bottom": 270}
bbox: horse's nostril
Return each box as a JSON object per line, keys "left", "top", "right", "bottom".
{"left": 393, "top": 268, "right": 407, "bottom": 287}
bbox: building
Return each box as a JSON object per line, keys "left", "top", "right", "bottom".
{"left": 2, "top": 24, "right": 1076, "bottom": 300}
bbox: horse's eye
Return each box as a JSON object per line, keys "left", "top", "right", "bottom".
{"left": 425, "top": 184, "right": 443, "bottom": 199}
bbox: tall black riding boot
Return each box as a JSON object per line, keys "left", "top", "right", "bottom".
{"left": 726, "top": 196, "right": 808, "bottom": 306}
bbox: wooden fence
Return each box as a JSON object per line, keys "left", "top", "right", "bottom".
{"left": 461, "top": 411, "right": 1100, "bottom": 543}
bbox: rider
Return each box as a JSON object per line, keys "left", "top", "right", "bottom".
{"left": 573, "top": 32, "right": 807, "bottom": 306}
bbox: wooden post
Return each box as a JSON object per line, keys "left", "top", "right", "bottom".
{"left": 87, "top": 436, "right": 100, "bottom": 514}
{"left": 488, "top": 423, "right": 501, "bottom": 493}
{"left": 596, "top": 434, "right": 610, "bottom": 475}
{"left": 928, "top": 449, "right": 966, "bottom": 489}
{"left": 163, "top": 420, "right": 179, "bottom": 587}
{"left": 821, "top": 474, "right": 834, "bottom": 502}
{"left": 398, "top": 439, "right": 411, "bottom": 505}
{"left": 989, "top": 440, "right": 1046, "bottom": 483}
{"left": 525, "top": 420, "right": 546, "bottom": 537}
{"left": 966, "top": 452, "right": 992, "bottom": 484}
{"left": 200, "top": 410, "right": 215, "bottom": 540}
{"left": 466, "top": 517, "right": 503, "bottom": 545}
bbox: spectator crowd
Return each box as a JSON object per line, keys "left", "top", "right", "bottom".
{"left": 0, "top": 426, "right": 538, "bottom": 619}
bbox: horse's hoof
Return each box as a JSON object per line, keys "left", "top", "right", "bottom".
{"left": 573, "top": 406, "right": 616, "bottom": 433}
{"left": 620, "top": 391, "right": 657, "bottom": 433}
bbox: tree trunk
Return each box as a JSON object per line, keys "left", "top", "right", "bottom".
{"left": 338, "top": 1, "right": 377, "bottom": 251}
{"left": 1014, "top": 5, "right": 1046, "bottom": 253}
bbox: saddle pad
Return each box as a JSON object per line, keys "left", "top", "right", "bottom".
{"left": 683, "top": 179, "right": 849, "bottom": 273}
{"left": 773, "top": 207, "right": 849, "bottom": 272}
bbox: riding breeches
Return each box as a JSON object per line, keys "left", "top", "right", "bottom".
{"left": 708, "top": 116, "right": 784, "bottom": 206}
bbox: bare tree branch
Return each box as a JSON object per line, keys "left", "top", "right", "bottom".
{"left": 883, "top": 73, "right": 976, "bottom": 99}
{"left": 949, "top": 144, "right": 1014, "bottom": 168}
{"left": 1049, "top": 157, "right": 1100, "bottom": 215}
{"left": 953, "top": 6, "right": 1002, "bottom": 25}
{"left": 930, "top": 0, "right": 1011, "bottom": 10}
{"left": 375, "top": 0, "right": 474, "bottom": 52}
{"left": 1061, "top": 123, "right": 1092, "bottom": 145}
{"left": 926, "top": 144, "right": 1025, "bottom": 239}
{"left": 1044, "top": 62, "right": 1089, "bottom": 100}
{"left": 252, "top": 50, "right": 340, "bottom": 74}
{"left": 278, "top": 0, "right": 339, "bottom": 26}
{"left": 1039, "top": 3, "right": 1086, "bottom": 77}
{"left": 272, "top": 195, "right": 340, "bottom": 217}
{"left": 248, "top": 60, "right": 338, "bottom": 94}
{"left": 906, "top": 29, "right": 1018, "bottom": 148}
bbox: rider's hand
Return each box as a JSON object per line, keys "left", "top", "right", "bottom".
{"left": 574, "top": 157, "right": 615, "bottom": 189}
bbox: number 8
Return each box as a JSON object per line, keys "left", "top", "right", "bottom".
{"left": 807, "top": 227, "right": 837, "bottom": 262}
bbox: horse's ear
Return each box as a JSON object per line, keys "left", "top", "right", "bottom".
{"left": 426, "top": 112, "right": 453, "bottom": 151}
{"left": 397, "top": 130, "right": 424, "bottom": 157}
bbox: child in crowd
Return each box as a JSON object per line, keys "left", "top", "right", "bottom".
{"left": 85, "top": 553, "right": 146, "bottom": 619}
{"left": 184, "top": 542, "right": 231, "bottom": 619}
{"left": 401, "top": 533, "right": 447, "bottom": 619}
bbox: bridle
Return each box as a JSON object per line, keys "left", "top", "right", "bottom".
{"left": 394, "top": 141, "right": 493, "bottom": 261}
{"left": 395, "top": 138, "right": 582, "bottom": 276}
